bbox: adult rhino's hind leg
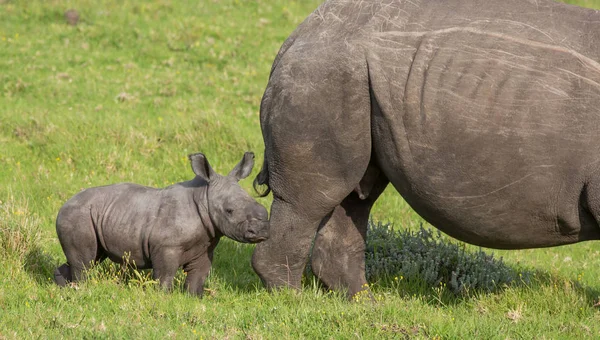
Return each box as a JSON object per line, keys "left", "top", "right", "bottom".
{"left": 252, "top": 46, "right": 372, "bottom": 291}
{"left": 252, "top": 161, "right": 372, "bottom": 290}
{"left": 252, "top": 199, "right": 336, "bottom": 290}
{"left": 311, "top": 164, "right": 388, "bottom": 299}
{"left": 576, "top": 177, "right": 600, "bottom": 241}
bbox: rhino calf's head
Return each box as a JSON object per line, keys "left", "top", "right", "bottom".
{"left": 189, "top": 152, "right": 269, "bottom": 243}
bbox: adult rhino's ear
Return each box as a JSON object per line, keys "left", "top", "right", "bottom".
{"left": 189, "top": 153, "right": 215, "bottom": 183}
{"left": 228, "top": 152, "right": 254, "bottom": 181}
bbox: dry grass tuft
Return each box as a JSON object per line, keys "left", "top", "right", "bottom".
{"left": 0, "top": 193, "right": 42, "bottom": 261}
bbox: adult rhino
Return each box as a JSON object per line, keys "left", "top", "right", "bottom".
{"left": 251, "top": 0, "right": 600, "bottom": 298}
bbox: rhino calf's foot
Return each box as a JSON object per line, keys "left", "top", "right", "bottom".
{"left": 53, "top": 264, "right": 72, "bottom": 287}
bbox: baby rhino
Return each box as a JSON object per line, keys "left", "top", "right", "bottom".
{"left": 54, "top": 152, "right": 269, "bottom": 296}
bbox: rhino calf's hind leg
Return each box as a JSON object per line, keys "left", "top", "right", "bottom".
{"left": 53, "top": 264, "right": 72, "bottom": 287}
{"left": 311, "top": 173, "right": 388, "bottom": 299}
{"left": 55, "top": 211, "right": 102, "bottom": 284}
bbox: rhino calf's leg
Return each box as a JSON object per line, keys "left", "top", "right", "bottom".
{"left": 53, "top": 264, "right": 72, "bottom": 287}
{"left": 312, "top": 173, "right": 388, "bottom": 299}
{"left": 183, "top": 268, "right": 210, "bottom": 297}
{"left": 151, "top": 248, "right": 182, "bottom": 291}
{"left": 183, "top": 243, "right": 217, "bottom": 296}
{"left": 56, "top": 210, "right": 102, "bottom": 284}
{"left": 183, "top": 252, "right": 214, "bottom": 297}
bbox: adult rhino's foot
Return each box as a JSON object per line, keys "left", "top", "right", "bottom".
{"left": 310, "top": 203, "right": 370, "bottom": 299}
{"left": 312, "top": 239, "right": 374, "bottom": 302}
{"left": 252, "top": 242, "right": 304, "bottom": 290}
{"left": 311, "top": 176, "right": 388, "bottom": 299}
{"left": 251, "top": 199, "right": 325, "bottom": 290}
{"left": 311, "top": 234, "right": 370, "bottom": 299}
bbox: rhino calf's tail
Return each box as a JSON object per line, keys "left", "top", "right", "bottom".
{"left": 253, "top": 153, "right": 271, "bottom": 197}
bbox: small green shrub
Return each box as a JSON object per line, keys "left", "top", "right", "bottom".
{"left": 366, "top": 220, "right": 523, "bottom": 294}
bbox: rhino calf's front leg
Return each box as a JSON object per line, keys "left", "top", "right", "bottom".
{"left": 183, "top": 251, "right": 214, "bottom": 296}
{"left": 151, "top": 248, "right": 182, "bottom": 291}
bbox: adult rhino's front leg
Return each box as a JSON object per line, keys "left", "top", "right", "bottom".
{"left": 252, "top": 46, "right": 372, "bottom": 291}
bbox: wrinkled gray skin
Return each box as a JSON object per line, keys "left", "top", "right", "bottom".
{"left": 252, "top": 0, "right": 600, "bottom": 298}
{"left": 54, "top": 152, "right": 268, "bottom": 296}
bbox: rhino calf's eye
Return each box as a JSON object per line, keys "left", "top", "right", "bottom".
{"left": 225, "top": 208, "right": 233, "bottom": 215}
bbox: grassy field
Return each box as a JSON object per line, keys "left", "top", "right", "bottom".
{"left": 2, "top": 0, "right": 600, "bottom": 338}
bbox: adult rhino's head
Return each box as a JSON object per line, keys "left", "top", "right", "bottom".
{"left": 189, "top": 152, "right": 269, "bottom": 243}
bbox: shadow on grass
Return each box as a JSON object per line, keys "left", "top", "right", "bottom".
{"left": 362, "top": 268, "right": 600, "bottom": 308}
{"left": 209, "top": 239, "right": 263, "bottom": 293}
{"left": 23, "top": 246, "right": 59, "bottom": 286}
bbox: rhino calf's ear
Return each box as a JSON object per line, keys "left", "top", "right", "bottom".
{"left": 228, "top": 152, "right": 255, "bottom": 181}
{"left": 189, "top": 153, "right": 215, "bottom": 183}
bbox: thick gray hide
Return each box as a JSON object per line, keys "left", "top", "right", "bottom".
{"left": 54, "top": 152, "right": 268, "bottom": 296}
{"left": 252, "top": 0, "right": 600, "bottom": 297}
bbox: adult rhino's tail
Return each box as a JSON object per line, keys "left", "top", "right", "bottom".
{"left": 253, "top": 152, "right": 271, "bottom": 197}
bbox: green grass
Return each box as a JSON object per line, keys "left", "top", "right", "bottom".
{"left": 2, "top": 0, "right": 600, "bottom": 338}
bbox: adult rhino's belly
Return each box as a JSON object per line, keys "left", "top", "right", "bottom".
{"left": 370, "top": 29, "right": 600, "bottom": 248}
